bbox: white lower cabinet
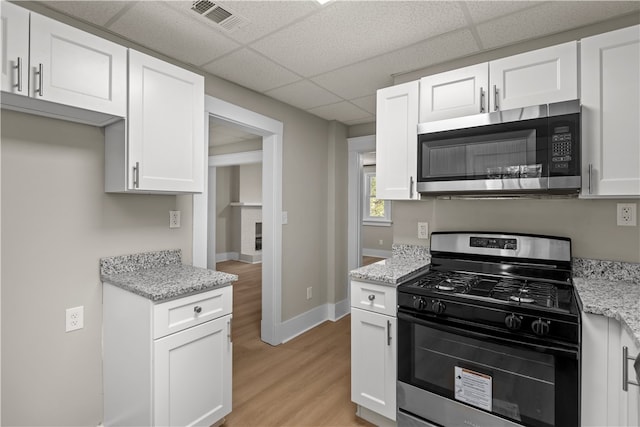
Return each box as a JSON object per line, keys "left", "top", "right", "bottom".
{"left": 582, "top": 312, "right": 640, "bottom": 426}
{"left": 103, "top": 284, "right": 232, "bottom": 427}
{"left": 351, "top": 280, "right": 397, "bottom": 423}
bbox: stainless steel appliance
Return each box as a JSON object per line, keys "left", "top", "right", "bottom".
{"left": 416, "top": 100, "right": 581, "bottom": 195}
{"left": 397, "top": 232, "right": 580, "bottom": 427}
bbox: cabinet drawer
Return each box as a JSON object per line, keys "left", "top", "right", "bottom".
{"left": 153, "top": 286, "right": 232, "bottom": 339}
{"left": 351, "top": 280, "right": 396, "bottom": 316}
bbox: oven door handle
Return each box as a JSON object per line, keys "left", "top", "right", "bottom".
{"left": 398, "top": 311, "right": 579, "bottom": 359}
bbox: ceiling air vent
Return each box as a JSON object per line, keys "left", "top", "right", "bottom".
{"left": 191, "top": 0, "right": 248, "bottom": 33}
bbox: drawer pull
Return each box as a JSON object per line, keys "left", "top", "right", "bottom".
{"left": 194, "top": 306, "right": 202, "bottom": 314}
{"left": 368, "top": 294, "right": 375, "bottom": 301}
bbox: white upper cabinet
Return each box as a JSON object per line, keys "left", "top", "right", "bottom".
{"left": 105, "top": 50, "right": 205, "bottom": 194}
{"left": 418, "top": 42, "right": 578, "bottom": 122}
{"left": 29, "top": 13, "right": 126, "bottom": 117}
{"left": 0, "top": 3, "right": 126, "bottom": 125}
{"left": 0, "top": 1, "right": 29, "bottom": 96}
{"left": 376, "top": 80, "right": 420, "bottom": 200}
{"left": 489, "top": 41, "right": 578, "bottom": 112}
{"left": 419, "top": 63, "right": 489, "bottom": 122}
{"left": 580, "top": 25, "right": 640, "bottom": 197}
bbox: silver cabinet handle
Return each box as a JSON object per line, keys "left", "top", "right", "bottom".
{"left": 623, "top": 346, "right": 640, "bottom": 391}
{"left": 480, "top": 87, "right": 485, "bottom": 113}
{"left": 410, "top": 176, "right": 414, "bottom": 198}
{"left": 133, "top": 161, "right": 140, "bottom": 188}
{"left": 227, "top": 319, "right": 232, "bottom": 342}
{"left": 193, "top": 306, "right": 202, "bottom": 314}
{"left": 368, "top": 294, "right": 375, "bottom": 301}
{"left": 15, "top": 57, "right": 23, "bottom": 92}
{"left": 36, "top": 63, "right": 43, "bottom": 96}
{"left": 387, "top": 320, "right": 392, "bottom": 346}
{"left": 493, "top": 85, "right": 499, "bottom": 111}
{"left": 588, "top": 163, "right": 593, "bottom": 194}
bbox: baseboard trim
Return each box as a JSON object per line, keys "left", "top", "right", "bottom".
{"left": 362, "top": 248, "right": 392, "bottom": 258}
{"left": 329, "top": 299, "right": 350, "bottom": 321}
{"left": 216, "top": 252, "right": 239, "bottom": 262}
{"left": 280, "top": 300, "right": 351, "bottom": 343}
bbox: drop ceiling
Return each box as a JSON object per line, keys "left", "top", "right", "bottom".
{"left": 35, "top": 0, "right": 640, "bottom": 126}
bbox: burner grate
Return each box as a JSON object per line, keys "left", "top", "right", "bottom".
{"left": 491, "top": 280, "right": 558, "bottom": 308}
{"left": 415, "top": 271, "right": 478, "bottom": 293}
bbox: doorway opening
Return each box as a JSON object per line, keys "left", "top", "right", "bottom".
{"left": 193, "top": 95, "right": 283, "bottom": 346}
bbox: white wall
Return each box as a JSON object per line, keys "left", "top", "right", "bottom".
{"left": 1, "top": 110, "right": 193, "bottom": 426}
{"left": 239, "top": 163, "right": 262, "bottom": 204}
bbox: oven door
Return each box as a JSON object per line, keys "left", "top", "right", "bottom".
{"left": 397, "top": 312, "right": 579, "bottom": 427}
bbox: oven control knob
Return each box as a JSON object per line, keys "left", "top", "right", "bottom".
{"left": 505, "top": 314, "right": 522, "bottom": 330}
{"left": 413, "top": 297, "right": 427, "bottom": 311}
{"left": 532, "top": 318, "right": 550, "bottom": 336}
{"left": 431, "top": 300, "right": 446, "bottom": 314}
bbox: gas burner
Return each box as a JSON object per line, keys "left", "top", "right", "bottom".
{"left": 492, "top": 280, "right": 559, "bottom": 308}
{"left": 509, "top": 295, "right": 535, "bottom": 304}
{"left": 415, "top": 271, "right": 477, "bottom": 293}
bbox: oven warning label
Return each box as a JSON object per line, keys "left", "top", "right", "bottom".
{"left": 454, "top": 366, "right": 492, "bottom": 411}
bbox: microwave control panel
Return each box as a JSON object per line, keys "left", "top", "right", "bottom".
{"left": 549, "top": 120, "right": 578, "bottom": 175}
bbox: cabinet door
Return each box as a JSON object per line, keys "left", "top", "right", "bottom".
{"left": 0, "top": 0, "right": 29, "bottom": 96}
{"left": 489, "top": 41, "right": 577, "bottom": 111}
{"left": 351, "top": 308, "right": 396, "bottom": 420}
{"left": 581, "top": 312, "right": 611, "bottom": 426}
{"left": 581, "top": 25, "right": 640, "bottom": 197}
{"left": 154, "top": 314, "right": 232, "bottom": 427}
{"left": 620, "top": 327, "right": 640, "bottom": 427}
{"left": 128, "top": 50, "right": 205, "bottom": 193}
{"left": 376, "top": 80, "right": 419, "bottom": 200}
{"left": 29, "top": 12, "right": 126, "bottom": 116}
{"left": 419, "top": 63, "right": 489, "bottom": 122}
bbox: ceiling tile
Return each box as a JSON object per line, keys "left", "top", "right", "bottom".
{"left": 308, "top": 101, "right": 371, "bottom": 123}
{"left": 464, "top": 1, "right": 542, "bottom": 24}
{"left": 108, "top": 1, "right": 241, "bottom": 66}
{"left": 202, "top": 48, "right": 301, "bottom": 92}
{"left": 250, "top": 1, "right": 468, "bottom": 76}
{"left": 207, "top": 1, "right": 320, "bottom": 44}
{"left": 265, "top": 80, "right": 342, "bottom": 110}
{"left": 343, "top": 115, "right": 375, "bottom": 126}
{"left": 350, "top": 95, "right": 376, "bottom": 115}
{"left": 41, "top": 1, "right": 130, "bottom": 27}
{"left": 312, "top": 29, "right": 479, "bottom": 100}
{"left": 477, "top": 1, "right": 640, "bottom": 49}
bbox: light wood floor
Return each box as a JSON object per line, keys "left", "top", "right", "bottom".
{"left": 216, "top": 260, "right": 373, "bottom": 427}
{"left": 362, "top": 256, "right": 384, "bottom": 266}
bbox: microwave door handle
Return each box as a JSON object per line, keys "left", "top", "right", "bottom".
{"left": 588, "top": 164, "right": 593, "bottom": 194}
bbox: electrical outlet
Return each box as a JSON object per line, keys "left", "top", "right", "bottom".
{"left": 282, "top": 211, "right": 288, "bottom": 225}
{"left": 617, "top": 203, "right": 637, "bottom": 226}
{"left": 306, "top": 287, "right": 312, "bottom": 300}
{"left": 379, "top": 239, "right": 384, "bottom": 246}
{"left": 66, "top": 306, "right": 84, "bottom": 332}
{"left": 169, "top": 210, "right": 181, "bottom": 228}
{"left": 418, "top": 222, "right": 429, "bottom": 239}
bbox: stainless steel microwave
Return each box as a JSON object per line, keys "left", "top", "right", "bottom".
{"left": 417, "top": 100, "right": 581, "bottom": 196}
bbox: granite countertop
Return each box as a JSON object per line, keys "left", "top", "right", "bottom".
{"left": 573, "top": 257, "right": 640, "bottom": 346}
{"left": 349, "top": 244, "right": 431, "bottom": 286}
{"left": 100, "top": 249, "right": 238, "bottom": 302}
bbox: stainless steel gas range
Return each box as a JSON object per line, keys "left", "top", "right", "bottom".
{"left": 397, "top": 232, "right": 580, "bottom": 427}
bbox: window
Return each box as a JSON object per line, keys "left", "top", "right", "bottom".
{"left": 363, "top": 170, "right": 391, "bottom": 226}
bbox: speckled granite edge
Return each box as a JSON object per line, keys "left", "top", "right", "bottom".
{"left": 572, "top": 257, "right": 640, "bottom": 283}
{"left": 392, "top": 244, "right": 430, "bottom": 260}
{"left": 100, "top": 249, "right": 182, "bottom": 276}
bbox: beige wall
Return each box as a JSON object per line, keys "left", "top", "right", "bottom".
{"left": 1, "top": 110, "right": 193, "bottom": 426}
{"left": 239, "top": 163, "right": 262, "bottom": 204}
{"left": 215, "top": 166, "right": 240, "bottom": 255}
{"left": 363, "top": 225, "right": 394, "bottom": 252}
{"left": 393, "top": 198, "right": 640, "bottom": 263}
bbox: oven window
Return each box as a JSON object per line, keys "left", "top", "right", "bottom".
{"left": 403, "top": 322, "right": 556, "bottom": 427}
